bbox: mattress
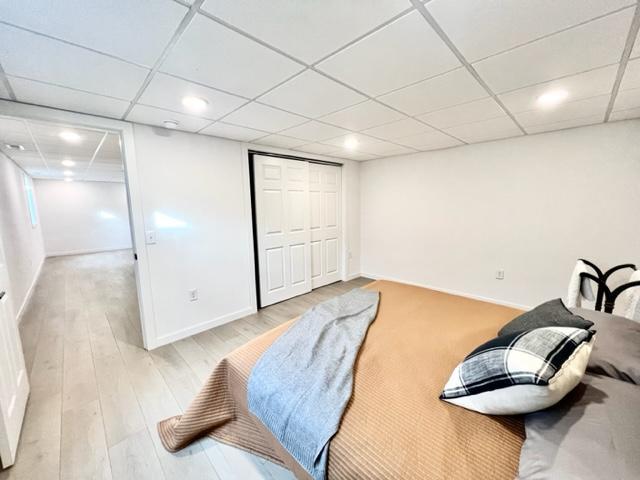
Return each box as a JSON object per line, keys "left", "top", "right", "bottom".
{"left": 159, "top": 280, "right": 525, "bottom": 479}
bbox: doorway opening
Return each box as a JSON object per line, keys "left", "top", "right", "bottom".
{"left": 0, "top": 114, "right": 143, "bottom": 466}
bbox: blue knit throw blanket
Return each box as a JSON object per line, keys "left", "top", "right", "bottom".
{"left": 247, "top": 288, "right": 380, "bottom": 480}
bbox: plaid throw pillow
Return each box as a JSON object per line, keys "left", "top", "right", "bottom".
{"left": 440, "top": 327, "right": 595, "bottom": 415}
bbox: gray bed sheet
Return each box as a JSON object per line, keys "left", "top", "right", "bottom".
{"left": 519, "top": 373, "right": 640, "bottom": 479}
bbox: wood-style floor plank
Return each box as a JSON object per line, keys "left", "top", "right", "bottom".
{"left": 1, "top": 250, "right": 370, "bottom": 480}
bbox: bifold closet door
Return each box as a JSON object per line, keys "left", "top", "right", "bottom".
{"left": 254, "top": 155, "right": 312, "bottom": 307}
{"left": 309, "top": 163, "right": 342, "bottom": 288}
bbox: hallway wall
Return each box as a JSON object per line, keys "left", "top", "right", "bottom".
{"left": 0, "top": 152, "right": 45, "bottom": 321}
{"left": 34, "top": 179, "right": 132, "bottom": 256}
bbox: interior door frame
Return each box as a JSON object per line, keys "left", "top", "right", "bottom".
{"left": 0, "top": 100, "right": 156, "bottom": 349}
{"left": 248, "top": 150, "right": 343, "bottom": 308}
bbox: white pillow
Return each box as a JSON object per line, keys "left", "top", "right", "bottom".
{"left": 440, "top": 327, "right": 595, "bottom": 415}
{"left": 619, "top": 270, "right": 640, "bottom": 321}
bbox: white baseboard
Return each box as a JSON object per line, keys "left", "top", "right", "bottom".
{"left": 361, "top": 272, "right": 532, "bottom": 311}
{"left": 148, "top": 306, "right": 257, "bottom": 350}
{"left": 46, "top": 246, "right": 132, "bottom": 257}
{"left": 16, "top": 256, "right": 44, "bottom": 324}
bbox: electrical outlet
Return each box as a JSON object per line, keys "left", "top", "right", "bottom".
{"left": 189, "top": 289, "right": 198, "bottom": 302}
{"left": 496, "top": 269, "right": 505, "bottom": 280}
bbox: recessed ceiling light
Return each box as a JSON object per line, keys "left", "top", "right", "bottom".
{"left": 536, "top": 89, "right": 569, "bottom": 109}
{"left": 64, "top": 178, "right": 73, "bottom": 183}
{"left": 63, "top": 170, "right": 74, "bottom": 176}
{"left": 5, "top": 143, "right": 25, "bottom": 150}
{"left": 163, "top": 120, "right": 179, "bottom": 129}
{"left": 182, "top": 96, "right": 209, "bottom": 112}
{"left": 343, "top": 136, "right": 359, "bottom": 150}
{"left": 59, "top": 130, "right": 82, "bottom": 143}
{"left": 61, "top": 159, "right": 76, "bottom": 167}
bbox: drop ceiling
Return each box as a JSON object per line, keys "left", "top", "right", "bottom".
{"left": 0, "top": 116, "right": 124, "bottom": 182}
{"left": 0, "top": 0, "right": 638, "bottom": 161}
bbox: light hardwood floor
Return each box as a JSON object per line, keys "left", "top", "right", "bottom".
{"left": 0, "top": 250, "right": 371, "bottom": 480}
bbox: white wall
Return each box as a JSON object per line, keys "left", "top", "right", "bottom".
{"left": 343, "top": 160, "right": 361, "bottom": 279}
{"left": 132, "top": 125, "right": 256, "bottom": 344}
{"left": 131, "top": 125, "right": 361, "bottom": 346}
{"left": 0, "top": 152, "right": 45, "bottom": 321}
{"left": 34, "top": 179, "right": 132, "bottom": 256}
{"left": 360, "top": 120, "right": 640, "bottom": 309}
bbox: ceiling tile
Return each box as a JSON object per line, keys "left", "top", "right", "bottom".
{"left": 222, "top": 102, "right": 307, "bottom": 132}
{"left": 0, "top": 24, "right": 148, "bottom": 99}
{"left": 514, "top": 94, "right": 609, "bottom": 127}
{"left": 200, "top": 122, "right": 267, "bottom": 142}
{"left": 279, "top": 121, "right": 350, "bottom": 142}
{"left": 94, "top": 134, "right": 122, "bottom": 164}
{"left": 9, "top": 76, "right": 130, "bottom": 118}
{"left": 160, "top": 14, "right": 304, "bottom": 98}
{"left": 525, "top": 114, "right": 604, "bottom": 134}
{"left": 379, "top": 68, "right": 487, "bottom": 116}
{"left": 473, "top": 9, "right": 633, "bottom": 93}
{"left": 357, "top": 141, "right": 415, "bottom": 157}
{"left": 0, "top": 0, "right": 188, "bottom": 67}
{"left": 258, "top": 70, "right": 365, "bottom": 117}
{"left": 10, "top": 157, "right": 46, "bottom": 169}
{"left": 417, "top": 97, "right": 505, "bottom": 129}
{"left": 200, "top": 0, "right": 410, "bottom": 63}
{"left": 254, "top": 134, "right": 308, "bottom": 149}
{"left": 322, "top": 133, "right": 386, "bottom": 152}
{"left": 320, "top": 100, "right": 404, "bottom": 131}
{"left": 0, "top": 117, "right": 37, "bottom": 159}
{"left": 294, "top": 143, "right": 341, "bottom": 155}
{"left": 443, "top": 116, "right": 522, "bottom": 143}
{"left": 427, "top": 0, "right": 634, "bottom": 62}
{"left": 610, "top": 106, "right": 640, "bottom": 121}
{"left": 138, "top": 73, "right": 246, "bottom": 120}
{"left": 316, "top": 11, "right": 460, "bottom": 96}
{"left": 362, "top": 118, "right": 435, "bottom": 140}
{"left": 29, "top": 122, "right": 104, "bottom": 159}
{"left": 337, "top": 151, "right": 379, "bottom": 161}
{"left": 498, "top": 65, "right": 618, "bottom": 113}
{"left": 395, "top": 130, "right": 463, "bottom": 150}
{"left": 614, "top": 87, "right": 640, "bottom": 111}
{"left": 620, "top": 58, "right": 640, "bottom": 91}
{"left": 126, "top": 104, "right": 212, "bottom": 132}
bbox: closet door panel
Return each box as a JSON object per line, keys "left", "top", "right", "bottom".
{"left": 254, "top": 155, "right": 311, "bottom": 306}
{"left": 309, "top": 163, "right": 342, "bottom": 289}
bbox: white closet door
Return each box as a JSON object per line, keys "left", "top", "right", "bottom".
{"left": 0, "top": 236, "right": 29, "bottom": 467}
{"left": 309, "top": 163, "right": 342, "bottom": 289}
{"left": 254, "top": 155, "right": 312, "bottom": 307}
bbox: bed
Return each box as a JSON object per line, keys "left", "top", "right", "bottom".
{"left": 159, "top": 280, "right": 525, "bottom": 479}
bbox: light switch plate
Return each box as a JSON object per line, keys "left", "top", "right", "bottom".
{"left": 145, "top": 230, "right": 156, "bottom": 245}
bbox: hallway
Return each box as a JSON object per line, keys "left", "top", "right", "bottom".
{"left": 1, "top": 250, "right": 370, "bottom": 479}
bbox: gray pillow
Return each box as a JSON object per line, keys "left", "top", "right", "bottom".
{"left": 498, "top": 298, "right": 593, "bottom": 336}
{"left": 571, "top": 307, "right": 640, "bottom": 384}
{"left": 519, "top": 373, "right": 640, "bottom": 480}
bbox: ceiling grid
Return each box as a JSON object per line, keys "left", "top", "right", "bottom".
{"left": 0, "top": 0, "right": 638, "bottom": 161}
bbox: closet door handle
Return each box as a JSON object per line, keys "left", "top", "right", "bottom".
{"left": 0, "top": 291, "right": 5, "bottom": 300}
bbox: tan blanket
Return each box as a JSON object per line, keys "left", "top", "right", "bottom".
{"left": 159, "top": 280, "right": 525, "bottom": 479}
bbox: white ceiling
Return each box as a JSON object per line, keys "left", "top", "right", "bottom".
{"left": 0, "top": 116, "right": 124, "bottom": 182}
{"left": 0, "top": 0, "right": 638, "bottom": 161}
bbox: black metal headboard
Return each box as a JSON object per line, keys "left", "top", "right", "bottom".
{"left": 579, "top": 259, "right": 640, "bottom": 313}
